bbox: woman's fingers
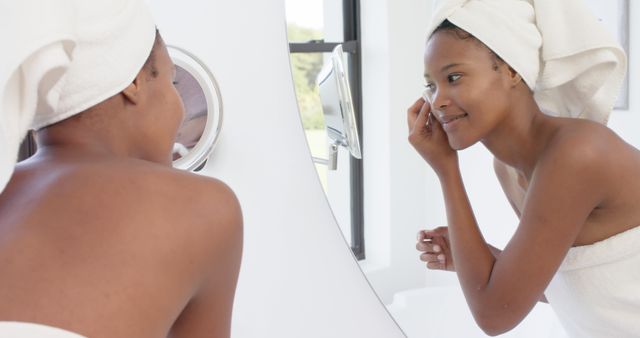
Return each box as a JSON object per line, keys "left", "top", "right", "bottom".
{"left": 427, "top": 261, "right": 447, "bottom": 270}
{"left": 423, "top": 226, "right": 448, "bottom": 238}
{"left": 437, "top": 234, "right": 450, "bottom": 254}
{"left": 407, "top": 98, "right": 425, "bottom": 131}
{"left": 414, "top": 101, "right": 431, "bottom": 131}
{"left": 416, "top": 240, "right": 442, "bottom": 253}
{"left": 430, "top": 236, "right": 446, "bottom": 251}
{"left": 416, "top": 229, "right": 445, "bottom": 251}
{"left": 407, "top": 98, "right": 432, "bottom": 133}
{"left": 421, "top": 252, "right": 447, "bottom": 271}
{"left": 422, "top": 112, "right": 448, "bottom": 144}
{"left": 420, "top": 252, "right": 446, "bottom": 263}
{"left": 418, "top": 228, "right": 445, "bottom": 239}
{"left": 417, "top": 228, "right": 451, "bottom": 271}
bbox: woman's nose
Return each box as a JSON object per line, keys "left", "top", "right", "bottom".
{"left": 430, "top": 88, "right": 449, "bottom": 111}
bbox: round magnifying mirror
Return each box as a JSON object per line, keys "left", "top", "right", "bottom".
{"left": 168, "top": 46, "right": 223, "bottom": 171}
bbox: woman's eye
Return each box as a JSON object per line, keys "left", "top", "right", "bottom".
{"left": 424, "top": 82, "right": 436, "bottom": 92}
{"left": 447, "top": 74, "right": 461, "bottom": 83}
{"left": 172, "top": 81, "right": 179, "bottom": 86}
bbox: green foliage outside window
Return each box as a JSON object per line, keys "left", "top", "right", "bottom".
{"left": 288, "top": 24, "right": 325, "bottom": 130}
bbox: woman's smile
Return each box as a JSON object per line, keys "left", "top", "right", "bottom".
{"left": 437, "top": 112, "right": 469, "bottom": 131}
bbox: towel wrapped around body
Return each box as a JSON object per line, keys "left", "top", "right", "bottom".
{"left": 545, "top": 225, "right": 640, "bottom": 337}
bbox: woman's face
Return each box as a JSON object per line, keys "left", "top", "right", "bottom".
{"left": 140, "top": 38, "right": 186, "bottom": 164}
{"left": 423, "top": 30, "right": 514, "bottom": 150}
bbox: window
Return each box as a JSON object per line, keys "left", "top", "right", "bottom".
{"left": 285, "top": 0, "right": 364, "bottom": 259}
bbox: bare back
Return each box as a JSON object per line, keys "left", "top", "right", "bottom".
{"left": 0, "top": 154, "right": 242, "bottom": 338}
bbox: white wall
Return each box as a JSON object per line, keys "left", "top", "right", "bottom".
{"left": 361, "top": 0, "right": 640, "bottom": 305}
{"left": 360, "top": 0, "right": 452, "bottom": 303}
{"left": 150, "top": 1, "right": 405, "bottom": 337}
{"left": 608, "top": 1, "right": 638, "bottom": 143}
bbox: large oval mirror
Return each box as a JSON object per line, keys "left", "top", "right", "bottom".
{"left": 284, "top": 1, "right": 579, "bottom": 337}
{"left": 168, "top": 45, "right": 223, "bottom": 171}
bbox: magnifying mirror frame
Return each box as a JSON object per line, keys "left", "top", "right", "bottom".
{"left": 168, "top": 45, "right": 224, "bottom": 171}
{"left": 317, "top": 44, "right": 362, "bottom": 160}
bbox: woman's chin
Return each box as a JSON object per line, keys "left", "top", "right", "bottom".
{"left": 448, "top": 137, "right": 475, "bottom": 151}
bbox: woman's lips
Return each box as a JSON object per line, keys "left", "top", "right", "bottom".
{"left": 438, "top": 113, "right": 468, "bottom": 131}
{"left": 438, "top": 113, "right": 468, "bottom": 124}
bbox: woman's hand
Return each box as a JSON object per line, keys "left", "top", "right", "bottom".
{"left": 416, "top": 226, "right": 455, "bottom": 272}
{"left": 407, "top": 98, "right": 458, "bottom": 176}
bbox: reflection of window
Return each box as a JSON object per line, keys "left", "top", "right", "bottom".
{"left": 285, "top": 0, "right": 364, "bottom": 260}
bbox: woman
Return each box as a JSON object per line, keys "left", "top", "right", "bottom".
{"left": 0, "top": 1, "right": 242, "bottom": 337}
{"left": 411, "top": 1, "right": 639, "bottom": 337}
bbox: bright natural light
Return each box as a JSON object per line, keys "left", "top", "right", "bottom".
{"left": 285, "top": 0, "right": 324, "bottom": 29}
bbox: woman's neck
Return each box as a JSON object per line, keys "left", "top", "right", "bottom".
{"left": 35, "top": 115, "right": 169, "bottom": 166}
{"left": 481, "top": 99, "right": 557, "bottom": 179}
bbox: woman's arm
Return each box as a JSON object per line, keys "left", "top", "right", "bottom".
{"left": 418, "top": 229, "right": 549, "bottom": 303}
{"left": 492, "top": 158, "right": 547, "bottom": 304}
{"left": 408, "top": 100, "right": 601, "bottom": 335}
{"left": 439, "top": 141, "right": 602, "bottom": 335}
{"left": 493, "top": 158, "right": 526, "bottom": 219}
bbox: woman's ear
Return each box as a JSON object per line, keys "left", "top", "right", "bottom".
{"left": 122, "top": 72, "right": 145, "bottom": 105}
{"left": 508, "top": 67, "right": 523, "bottom": 87}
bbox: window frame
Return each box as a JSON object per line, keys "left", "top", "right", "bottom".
{"left": 288, "top": 0, "right": 365, "bottom": 260}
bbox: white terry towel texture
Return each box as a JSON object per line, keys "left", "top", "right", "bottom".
{"left": 0, "top": 0, "right": 156, "bottom": 193}
{"left": 0, "top": 0, "right": 76, "bottom": 194}
{"left": 0, "top": 322, "right": 87, "bottom": 338}
{"left": 427, "top": 0, "right": 627, "bottom": 125}
{"left": 545, "top": 225, "right": 640, "bottom": 338}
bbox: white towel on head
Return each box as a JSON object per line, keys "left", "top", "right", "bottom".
{"left": 0, "top": 0, "right": 76, "bottom": 194}
{"left": 32, "top": 0, "right": 157, "bottom": 130}
{"left": 0, "top": 0, "right": 156, "bottom": 194}
{"left": 427, "top": 0, "right": 627, "bottom": 125}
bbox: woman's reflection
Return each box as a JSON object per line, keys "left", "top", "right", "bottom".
{"left": 173, "top": 65, "right": 208, "bottom": 160}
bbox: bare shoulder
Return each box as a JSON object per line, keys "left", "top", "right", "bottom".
{"left": 98, "top": 160, "right": 237, "bottom": 200}
{"left": 71, "top": 161, "right": 244, "bottom": 336}
{"left": 15, "top": 156, "right": 243, "bottom": 285}
{"left": 0, "top": 158, "right": 243, "bottom": 337}
{"left": 537, "top": 119, "right": 640, "bottom": 237}
{"left": 59, "top": 159, "right": 241, "bottom": 224}
{"left": 19, "top": 156, "right": 244, "bottom": 271}
{"left": 89, "top": 160, "right": 244, "bottom": 253}
{"left": 539, "top": 118, "right": 633, "bottom": 172}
